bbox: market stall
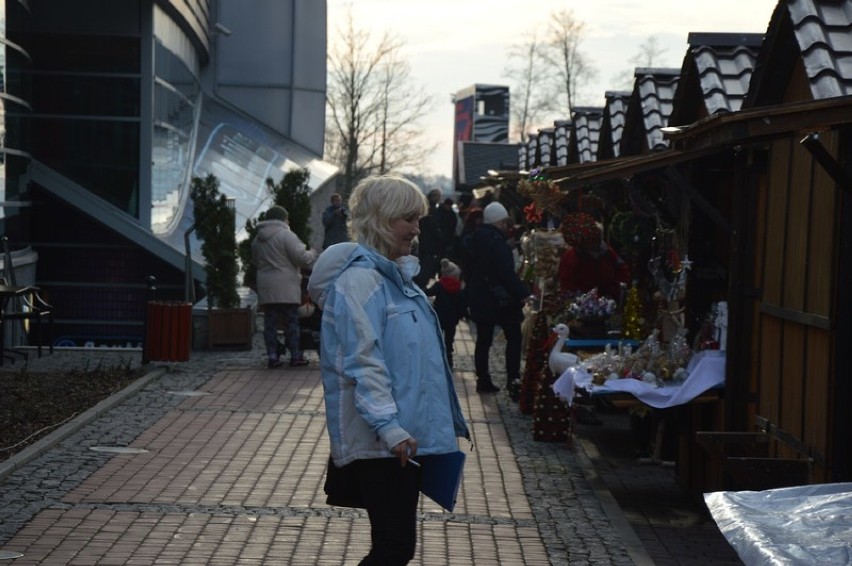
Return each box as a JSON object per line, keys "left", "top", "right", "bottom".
{"left": 504, "top": 167, "right": 731, "bottom": 468}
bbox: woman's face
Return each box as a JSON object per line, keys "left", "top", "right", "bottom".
{"left": 388, "top": 212, "right": 421, "bottom": 260}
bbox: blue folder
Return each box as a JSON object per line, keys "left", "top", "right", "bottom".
{"left": 417, "top": 450, "right": 466, "bottom": 512}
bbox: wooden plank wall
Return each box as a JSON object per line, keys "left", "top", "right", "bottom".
{"left": 753, "top": 132, "right": 839, "bottom": 481}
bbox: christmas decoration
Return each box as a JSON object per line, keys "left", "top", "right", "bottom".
{"left": 622, "top": 285, "right": 643, "bottom": 340}
{"left": 532, "top": 364, "right": 571, "bottom": 443}
{"left": 563, "top": 288, "right": 617, "bottom": 321}
{"left": 519, "top": 311, "right": 551, "bottom": 414}
{"left": 609, "top": 211, "right": 655, "bottom": 256}
{"left": 517, "top": 168, "right": 563, "bottom": 221}
{"left": 559, "top": 212, "right": 600, "bottom": 247}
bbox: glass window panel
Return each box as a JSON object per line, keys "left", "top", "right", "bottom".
{"left": 31, "top": 117, "right": 139, "bottom": 214}
{"left": 2, "top": 45, "right": 33, "bottom": 101}
{"left": 151, "top": 121, "right": 191, "bottom": 234}
{"left": 31, "top": 74, "right": 139, "bottom": 116}
{"left": 151, "top": 11, "right": 200, "bottom": 236}
{"left": 26, "top": 33, "right": 140, "bottom": 73}
{"left": 2, "top": 102, "right": 30, "bottom": 149}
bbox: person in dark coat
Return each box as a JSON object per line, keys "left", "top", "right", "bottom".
{"left": 462, "top": 202, "right": 530, "bottom": 393}
{"left": 436, "top": 197, "right": 460, "bottom": 258}
{"left": 412, "top": 189, "right": 444, "bottom": 288}
{"left": 321, "top": 193, "right": 349, "bottom": 249}
{"left": 425, "top": 258, "right": 468, "bottom": 369}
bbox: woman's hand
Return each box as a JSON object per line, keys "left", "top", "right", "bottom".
{"left": 392, "top": 438, "right": 418, "bottom": 467}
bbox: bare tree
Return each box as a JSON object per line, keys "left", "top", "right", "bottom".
{"left": 540, "top": 9, "right": 596, "bottom": 116}
{"left": 503, "top": 30, "right": 550, "bottom": 141}
{"left": 373, "top": 48, "right": 435, "bottom": 175}
{"left": 612, "top": 35, "right": 670, "bottom": 90}
{"left": 325, "top": 9, "right": 434, "bottom": 193}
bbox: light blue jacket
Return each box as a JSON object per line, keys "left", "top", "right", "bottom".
{"left": 307, "top": 243, "right": 470, "bottom": 466}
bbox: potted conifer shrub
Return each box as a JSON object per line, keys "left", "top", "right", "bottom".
{"left": 190, "top": 174, "right": 254, "bottom": 349}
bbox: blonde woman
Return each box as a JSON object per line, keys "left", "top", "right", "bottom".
{"left": 308, "top": 176, "right": 469, "bottom": 565}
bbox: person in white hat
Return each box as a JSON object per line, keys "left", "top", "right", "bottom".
{"left": 460, "top": 201, "right": 530, "bottom": 393}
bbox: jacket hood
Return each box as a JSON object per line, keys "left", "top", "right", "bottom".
{"left": 255, "top": 219, "right": 289, "bottom": 243}
{"left": 308, "top": 243, "right": 421, "bottom": 309}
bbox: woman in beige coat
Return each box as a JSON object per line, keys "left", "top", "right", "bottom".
{"left": 251, "top": 205, "right": 316, "bottom": 368}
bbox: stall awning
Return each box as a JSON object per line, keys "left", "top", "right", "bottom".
{"left": 665, "top": 95, "right": 852, "bottom": 152}
{"left": 551, "top": 147, "right": 719, "bottom": 192}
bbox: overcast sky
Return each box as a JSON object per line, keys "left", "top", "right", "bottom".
{"left": 327, "top": 0, "right": 779, "bottom": 178}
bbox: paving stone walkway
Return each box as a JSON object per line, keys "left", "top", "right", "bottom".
{"left": 0, "top": 321, "right": 739, "bottom": 564}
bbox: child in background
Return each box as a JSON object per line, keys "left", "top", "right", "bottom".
{"left": 425, "top": 258, "right": 468, "bottom": 369}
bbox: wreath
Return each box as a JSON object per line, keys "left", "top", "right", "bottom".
{"left": 609, "top": 211, "right": 654, "bottom": 255}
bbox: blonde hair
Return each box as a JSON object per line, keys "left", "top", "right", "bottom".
{"left": 348, "top": 176, "right": 428, "bottom": 258}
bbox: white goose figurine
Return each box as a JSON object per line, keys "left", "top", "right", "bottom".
{"left": 548, "top": 323, "right": 579, "bottom": 376}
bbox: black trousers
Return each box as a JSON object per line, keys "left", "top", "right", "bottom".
{"left": 357, "top": 458, "right": 420, "bottom": 565}
{"left": 474, "top": 318, "right": 522, "bottom": 382}
{"left": 441, "top": 322, "right": 458, "bottom": 367}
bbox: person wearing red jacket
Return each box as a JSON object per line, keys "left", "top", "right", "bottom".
{"left": 425, "top": 258, "right": 469, "bottom": 369}
{"left": 558, "top": 213, "right": 631, "bottom": 301}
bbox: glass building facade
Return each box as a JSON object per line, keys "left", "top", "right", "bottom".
{"left": 0, "top": 0, "right": 32, "bottom": 238}
{"left": 1, "top": 0, "right": 334, "bottom": 347}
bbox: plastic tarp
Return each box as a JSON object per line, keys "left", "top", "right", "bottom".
{"left": 704, "top": 482, "right": 852, "bottom": 565}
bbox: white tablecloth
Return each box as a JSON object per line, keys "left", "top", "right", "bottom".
{"left": 553, "top": 350, "right": 726, "bottom": 409}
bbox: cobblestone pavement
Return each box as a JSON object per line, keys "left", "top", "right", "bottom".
{"left": 0, "top": 321, "right": 739, "bottom": 564}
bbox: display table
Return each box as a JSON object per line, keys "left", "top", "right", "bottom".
{"left": 566, "top": 338, "right": 641, "bottom": 349}
{"left": 704, "top": 482, "right": 852, "bottom": 565}
{"left": 553, "top": 350, "right": 726, "bottom": 409}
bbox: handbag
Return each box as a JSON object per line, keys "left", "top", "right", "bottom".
{"left": 324, "top": 456, "right": 365, "bottom": 508}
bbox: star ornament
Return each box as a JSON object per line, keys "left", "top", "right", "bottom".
{"left": 524, "top": 202, "right": 543, "bottom": 223}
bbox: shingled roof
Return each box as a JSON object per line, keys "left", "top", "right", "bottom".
{"left": 568, "top": 107, "right": 603, "bottom": 164}
{"left": 670, "top": 32, "right": 764, "bottom": 126}
{"left": 554, "top": 120, "right": 571, "bottom": 166}
{"left": 747, "top": 0, "right": 852, "bottom": 106}
{"left": 597, "top": 91, "right": 631, "bottom": 160}
{"left": 620, "top": 68, "right": 680, "bottom": 155}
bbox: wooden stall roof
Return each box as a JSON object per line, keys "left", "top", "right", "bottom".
{"left": 493, "top": 96, "right": 852, "bottom": 194}
{"left": 666, "top": 95, "right": 852, "bottom": 152}
{"left": 669, "top": 32, "right": 764, "bottom": 127}
{"left": 621, "top": 68, "right": 680, "bottom": 155}
{"left": 568, "top": 107, "right": 603, "bottom": 164}
{"left": 598, "top": 91, "right": 631, "bottom": 160}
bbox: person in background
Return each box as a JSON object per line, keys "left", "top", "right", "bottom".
{"left": 436, "top": 197, "right": 460, "bottom": 259}
{"left": 412, "top": 188, "right": 444, "bottom": 288}
{"left": 322, "top": 193, "right": 349, "bottom": 249}
{"left": 558, "top": 212, "right": 631, "bottom": 301}
{"left": 252, "top": 205, "right": 316, "bottom": 368}
{"left": 307, "top": 175, "right": 469, "bottom": 565}
{"left": 425, "top": 258, "right": 468, "bottom": 369}
{"left": 454, "top": 207, "right": 483, "bottom": 277}
{"left": 462, "top": 202, "right": 530, "bottom": 393}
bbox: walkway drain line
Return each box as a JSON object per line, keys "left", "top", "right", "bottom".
{"left": 89, "top": 446, "right": 150, "bottom": 454}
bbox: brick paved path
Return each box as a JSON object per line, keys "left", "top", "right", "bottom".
{"left": 0, "top": 321, "right": 739, "bottom": 564}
